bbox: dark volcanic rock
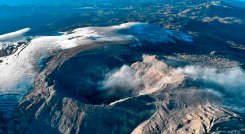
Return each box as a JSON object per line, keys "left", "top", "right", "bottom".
{"left": 2, "top": 0, "right": 245, "bottom": 132}
{"left": 11, "top": 53, "right": 245, "bottom": 134}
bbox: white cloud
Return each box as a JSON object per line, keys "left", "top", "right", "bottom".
{"left": 0, "top": 28, "right": 30, "bottom": 41}
{"left": 174, "top": 65, "right": 245, "bottom": 104}
{"left": 102, "top": 65, "right": 142, "bottom": 92}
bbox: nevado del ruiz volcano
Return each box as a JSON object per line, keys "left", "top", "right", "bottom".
{"left": 0, "top": 0, "right": 245, "bottom": 134}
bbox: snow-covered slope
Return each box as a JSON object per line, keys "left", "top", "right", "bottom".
{"left": 0, "top": 22, "right": 192, "bottom": 96}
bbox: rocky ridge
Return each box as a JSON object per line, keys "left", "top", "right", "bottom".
{"left": 10, "top": 54, "right": 245, "bottom": 134}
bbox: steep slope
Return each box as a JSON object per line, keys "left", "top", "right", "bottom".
{"left": 1, "top": 22, "right": 244, "bottom": 134}
{"left": 11, "top": 55, "right": 245, "bottom": 134}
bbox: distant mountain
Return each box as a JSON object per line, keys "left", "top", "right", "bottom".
{"left": 223, "top": 0, "right": 245, "bottom": 8}
{"left": 0, "top": 0, "right": 160, "bottom": 5}
{"left": 0, "top": 0, "right": 99, "bottom": 5}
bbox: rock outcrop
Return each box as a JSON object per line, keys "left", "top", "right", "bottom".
{"left": 10, "top": 54, "right": 245, "bottom": 134}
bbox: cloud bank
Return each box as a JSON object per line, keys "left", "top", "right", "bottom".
{"left": 0, "top": 28, "right": 30, "bottom": 41}
{"left": 175, "top": 66, "right": 245, "bottom": 105}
